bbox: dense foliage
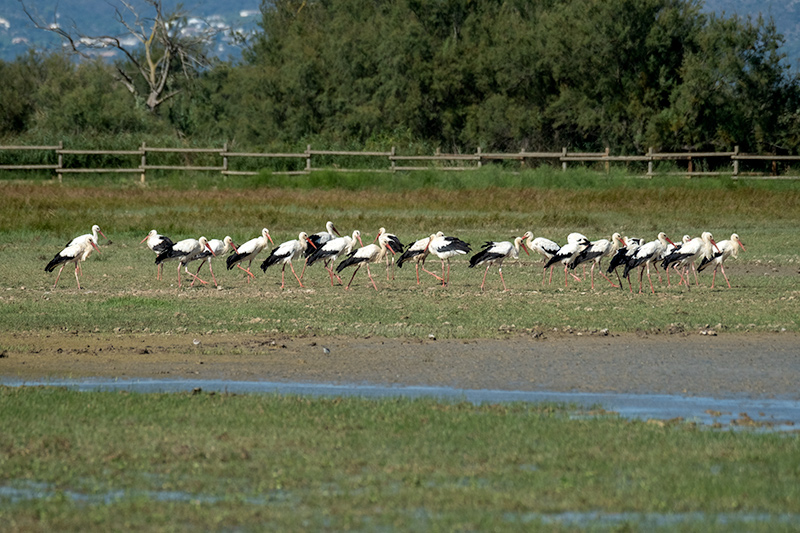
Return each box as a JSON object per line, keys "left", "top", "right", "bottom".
{"left": 2, "top": 0, "right": 799, "bottom": 154}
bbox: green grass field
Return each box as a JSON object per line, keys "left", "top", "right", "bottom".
{"left": 0, "top": 169, "right": 798, "bottom": 338}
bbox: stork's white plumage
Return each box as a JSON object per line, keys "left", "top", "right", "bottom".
{"left": 336, "top": 233, "right": 397, "bottom": 291}
{"left": 260, "top": 232, "right": 316, "bottom": 288}
{"left": 375, "top": 227, "right": 404, "bottom": 280}
{"left": 305, "top": 230, "right": 364, "bottom": 285}
{"left": 140, "top": 229, "right": 174, "bottom": 280}
{"left": 523, "top": 232, "right": 560, "bottom": 285}
{"left": 306, "top": 221, "right": 342, "bottom": 256}
{"left": 661, "top": 232, "right": 718, "bottom": 289}
{"left": 68, "top": 224, "right": 107, "bottom": 249}
{"left": 226, "top": 228, "right": 274, "bottom": 282}
{"left": 395, "top": 234, "right": 436, "bottom": 285}
{"left": 45, "top": 236, "right": 101, "bottom": 289}
{"left": 543, "top": 232, "right": 591, "bottom": 287}
{"left": 606, "top": 237, "right": 641, "bottom": 290}
{"left": 571, "top": 233, "right": 626, "bottom": 289}
{"left": 67, "top": 225, "right": 107, "bottom": 276}
{"left": 697, "top": 233, "right": 746, "bottom": 288}
{"left": 468, "top": 236, "right": 529, "bottom": 291}
{"left": 189, "top": 236, "right": 237, "bottom": 287}
{"left": 622, "top": 232, "right": 675, "bottom": 294}
{"left": 156, "top": 236, "right": 215, "bottom": 288}
{"left": 428, "top": 232, "right": 471, "bottom": 286}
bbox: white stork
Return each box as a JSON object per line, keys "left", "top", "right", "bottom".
{"left": 375, "top": 227, "right": 404, "bottom": 280}
{"left": 305, "top": 230, "right": 364, "bottom": 285}
{"left": 622, "top": 232, "right": 676, "bottom": 294}
{"left": 607, "top": 237, "right": 642, "bottom": 291}
{"left": 543, "top": 232, "right": 591, "bottom": 287}
{"left": 189, "top": 236, "right": 238, "bottom": 287}
{"left": 522, "top": 232, "right": 560, "bottom": 285}
{"left": 140, "top": 229, "right": 174, "bottom": 280}
{"left": 697, "top": 233, "right": 746, "bottom": 288}
{"left": 226, "top": 228, "right": 274, "bottom": 282}
{"left": 395, "top": 234, "right": 436, "bottom": 285}
{"left": 468, "top": 236, "right": 529, "bottom": 291}
{"left": 428, "top": 232, "right": 471, "bottom": 286}
{"left": 336, "top": 233, "right": 397, "bottom": 291}
{"left": 260, "top": 232, "right": 316, "bottom": 289}
{"left": 301, "top": 221, "right": 342, "bottom": 278}
{"left": 571, "top": 233, "right": 626, "bottom": 289}
{"left": 45, "top": 236, "right": 101, "bottom": 289}
{"left": 660, "top": 232, "right": 718, "bottom": 289}
{"left": 156, "top": 236, "right": 215, "bottom": 288}
{"left": 68, "top": 224, "right": 107, "bottom": 248}
{"left": 306, "top": 221, "right": 342, "bottom": 253}
{"left": 67, "top": 225, "right": 107, "bottom": 276}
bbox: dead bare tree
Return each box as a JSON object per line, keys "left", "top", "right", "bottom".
{"left": 20, "top": 0, "right": 221, "bottom": 113}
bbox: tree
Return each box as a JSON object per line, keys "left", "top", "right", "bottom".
{"left": 20, "top": 0, "right": 220, "bottom": 113}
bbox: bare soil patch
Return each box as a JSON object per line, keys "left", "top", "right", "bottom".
{"left": 2, "top": 331, "right": 799, "bottom": 399}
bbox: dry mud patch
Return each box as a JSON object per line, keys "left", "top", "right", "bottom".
{"left": 2, "top": 331, "right": 799, "bottom": 400}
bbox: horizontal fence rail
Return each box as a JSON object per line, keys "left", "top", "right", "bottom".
{"left": 1, "top": 143, "right": 799, "bottom": 181}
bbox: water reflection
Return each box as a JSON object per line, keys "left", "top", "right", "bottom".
{"left": 1, "top": 480, "right": 798, "bottom": 527}
{"left": 2, "top": 376, "right": 799, "bottom": 430}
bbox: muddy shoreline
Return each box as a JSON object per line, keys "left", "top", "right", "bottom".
{"left": 2, "top": 331, "right": 799, "bottom": 400}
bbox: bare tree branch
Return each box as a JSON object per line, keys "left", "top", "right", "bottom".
{"left": 19, "top": 0, "right": 220, "bottom": 114}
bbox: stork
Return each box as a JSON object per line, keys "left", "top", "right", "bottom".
{"left": 622, "top": 232, "right": 676, "bottom": 294}
{"left": 260, "top": 232, "right": 316, "bottom": 289}
{"left": 660, "top": 232, "right": 718, "bottom": 289}
{"left": 395, "top": 234, "right": 437, "bottom": 285}
{"left": 305, "top": 230, "right": 364, "bottom": 285}
{"left": 697, "top": 233, "right": 746, "bottom": 289}
{"left": 45, "top": 236, "right": 101, "bottom": 289}
{"left": 336, "top": 233, "right": 397, "bottom": 291}
{"left": 67, "top": 225, "right": 107, "bottom": 276}
{"left": 428, "top": 232, "right": 471, "bottom": 286}
{"left": 375, "top": 227, "right": 404, "bottom": 280}
{"left": 140, "top": 229, "right": 174, "bottom": 280}
{"left": 155, "top": 236, "right": 215, "bottom": 288}
{"left": 226, "top": 228, "right": 274, "bottom": 282}
{"left": 607, "top": 237, "right": 642, "bottom": 291}
{"left": 306, "top": 221, "right": 342, "bottom": 253}
{"left": 570, "top": 233, "right": 626, "bottom": 289}
{"left": 543, "top": 233, "right": 591, "bottom": 287}
{"left": 189, "top": 236, "right": 238, "bottom": 287}
{"left": 301, "top": 221, "right": 342, "bottom": 278}
{"left": 468, "top": 236, "right": 529, "bottom": 291}
{"left": 522, "top": 232, "right": 560, "bottom": 285}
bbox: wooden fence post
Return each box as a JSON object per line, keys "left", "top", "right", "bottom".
{"left": 57, "top": 140, "right": 63, "bottom": 183}
{"left": 306, "top": 144, "right": 312, "bottom": 173}
{"left": 476, "top": 146, "right": 482, "bottom": 168}
{"left": 604, "top": 147, "right": 610, "bottom": 174}
{"left": 222, "top": 142, "right": 228, "bottom": 179}
{"left": 140, "top": 142, "right": 147, "bottom": 184}
{"left": 732, "top": 145, "right": 739, "bottom": 178}
{"left": 561, "top": 147, "right": 567, "bottom": 171}
{"left": 647, "top": 147, "right": 654, "bottom": 177}
{"left": 391, "top": 146, "right": 396, "bottom": 173}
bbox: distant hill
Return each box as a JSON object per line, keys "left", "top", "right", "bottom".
{"left": 1, "top": 0, "right": 798, "bottom": 68}
{"left": 0, "top": 0, "right": 260, "bottom": 62}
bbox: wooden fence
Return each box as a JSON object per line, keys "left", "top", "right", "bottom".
{"left": 1, "top": 142, "right": 799, "bottom": 182}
